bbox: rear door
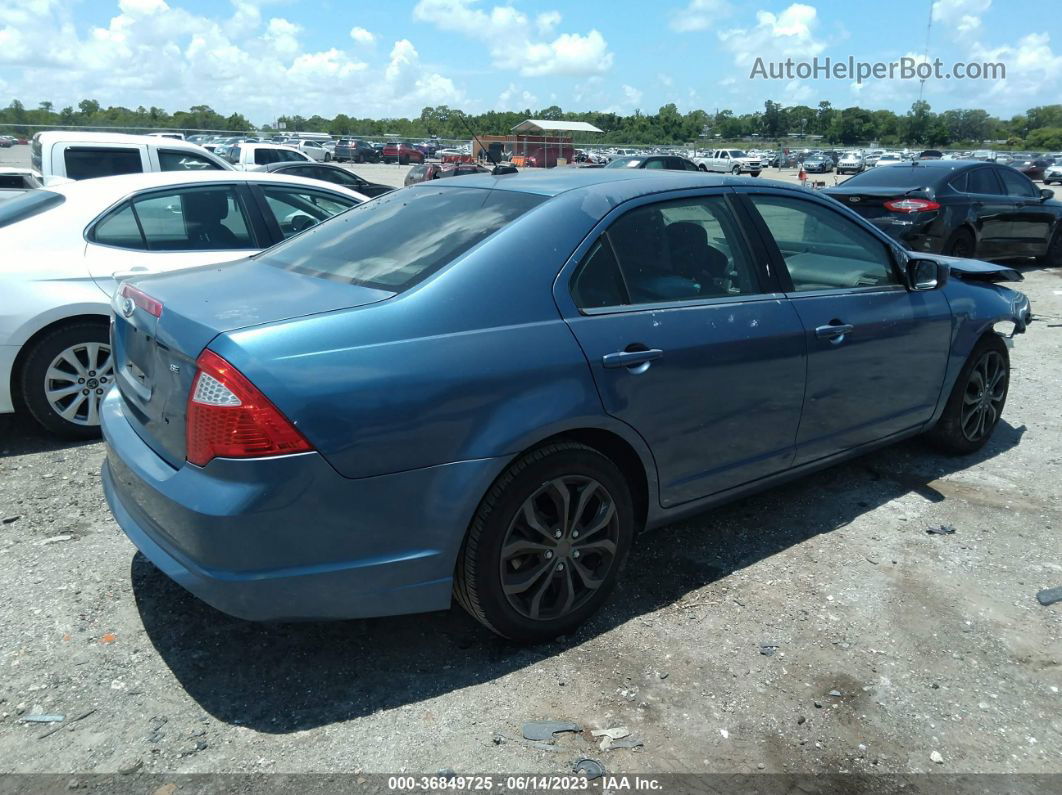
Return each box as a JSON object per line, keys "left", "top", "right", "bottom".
{"left": 740, "top": 189, "right": 951, "bottom": 464}
{"left": 962, "top": 166, "right": 1013, "bottom": 259}
{"left": 85, "top": 183, "right": 264, "bottom": 289}
{"left": 995, "top": 166, "right": 1056, "bottom": 256}
{"left": 555, "top": 189, "right": 807, "bottom": 507}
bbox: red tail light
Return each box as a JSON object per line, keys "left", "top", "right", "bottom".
{"left": 883, "top": 197, "right": 940, "bottom": 213}
{"left": 120, "top": 283, "right": 163, "bottom": 318}
{"left": 185, "top": 350, "right": 312, "bottom": 467}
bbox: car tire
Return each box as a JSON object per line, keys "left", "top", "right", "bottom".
{"left": 731, "top": 166, "right": 741, "bottom": 175}
{"left": 454, "top": 441, "right": 634, "bottom": 643}
{"left": 943, "top": 228, "right": 976, "bottom": 259}
{"left": 927, "top": 334, "right": 1009, "bottom": 455}
{"left": 324, "top": 153, "right": 331, "bottom": 162}
{"left": 20, "top": 321, "right": 112, "bottom": 439}
{"left": 1038, "top": 227, "right": 1062, "bottom": 267}
{"left": 698, "top": 164, "right": 708, "bottom": 172}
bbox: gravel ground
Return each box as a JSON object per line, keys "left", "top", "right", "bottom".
{"left": 0, "top": 144, "right": 1060, "bottom": 778}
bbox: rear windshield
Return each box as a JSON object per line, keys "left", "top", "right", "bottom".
{"left": 840, "top": 166, "right": 939, "bottom": 188}
{"left": 0, "top": 190, "right": 65, "bottom": 229}
{"left": 258, "top": 186, "right": 545, "bottom": 291}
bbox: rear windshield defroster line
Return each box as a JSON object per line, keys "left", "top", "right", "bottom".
{"left": 256, "top": 186, "right": 545, "bottom": 292}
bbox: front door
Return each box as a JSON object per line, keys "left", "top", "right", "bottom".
{"left": 742, "top": 190, "right": 952, "bottom": 464}
{"left": 558, "top": 191, "right": 807, "bottom": 507}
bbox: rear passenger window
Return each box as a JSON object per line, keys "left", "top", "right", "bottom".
{"left": 948, "top": 172, "right": 968, "bottom": 192}
{"left": 96, "top": 187, "right": 254, "bottom": 251}
{"left": 967, "top": 168, "right": 1002, "bottom": 194}
{"left": 571, "top": 195, "right": 759, "bottom": 309}
{"left": 158, "top": 150, "right": 223, "bottom": 171}
{"left": 254, "top": 148, "right": 279, "bottom": 165}
{"left": 92, "top": 204, "right": 145, "bottom": 249}
{"left": 64, "top": 147, "right": 142, "bottom": 180}
{"left": 749, "top": 195, "right": 897, "bottom": 292}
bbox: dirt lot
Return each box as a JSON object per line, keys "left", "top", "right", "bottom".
{"left": 0, "top": 146, "right": 1060, "bottom": 779}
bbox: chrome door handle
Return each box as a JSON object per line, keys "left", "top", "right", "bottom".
{"left": 815, "top": 323, "right": 854, "bottom": 340}
{"left": 602, "top": 348, "right": 663, "bottom": 369}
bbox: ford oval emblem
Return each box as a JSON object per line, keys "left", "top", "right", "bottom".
{"left": 121, "top": 297, "right": 135, "bottom": 317}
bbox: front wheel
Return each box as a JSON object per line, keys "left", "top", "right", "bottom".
{"left": 928, "top": 335, "right": 1009, "bottom": 455}
{"left": 20, "top": 321, "right": 113, "bottom": 439}
{"left": 698, "top": 164, "right": 708, "bottom": 172}
{"left": 944, "top": 228, "right": 976, "bottom": 259}
{"left": 454, "top": 442, "right": 634, "bottom": 643}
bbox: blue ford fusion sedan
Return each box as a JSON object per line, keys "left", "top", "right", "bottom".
{"left": 102, "top": 169, "right": 1031, "bottom": 642}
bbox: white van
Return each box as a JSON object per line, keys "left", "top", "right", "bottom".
{"left": 30, "top": 132, "right": 232, "bottom": 183}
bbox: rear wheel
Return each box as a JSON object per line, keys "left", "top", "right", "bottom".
{"left": 731, "top": 165, "right": 741, "bottom": 175}
{"left": 928, "top": 335, "right": 1009, "bottom": 454}
{"left": 944, "top": 228, "right": 976, "bottom": 259}
{"left": 454, "top": 442, "right": 634, "bottom": 643}
{"left": 20, "top": 321, "right": 112, "bottom": 439}
{"left": 1038, "top": 227, "right": 1062, "bottom": 267}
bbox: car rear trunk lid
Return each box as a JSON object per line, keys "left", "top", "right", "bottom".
{"left": 110, "top": 258, "right": 392, "bottom": 467}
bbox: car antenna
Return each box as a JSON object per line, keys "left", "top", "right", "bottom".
{"left": 449, "top": 109, "right": 517, "bottom": 176}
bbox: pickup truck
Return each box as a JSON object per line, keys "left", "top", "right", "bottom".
{"left": 222, "top": 143, "right": 314, "bottom": 170}
{"left": 30, "top": 131, "right": 231, "bottom": 182}
{"left": 692, "top": 149, "right": 763, "bottom": 176}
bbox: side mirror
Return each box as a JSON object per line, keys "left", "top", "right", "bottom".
{"left": 907, "top": 257, "right": 948, "bottom": 291}
{"left": 1040, "top": 188, "right": 1054, "bottom": 201}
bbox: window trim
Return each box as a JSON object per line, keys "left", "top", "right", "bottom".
{"left": 561, "top": 187, "right": 775, "bottom": 317}
{"left": 733, "top": 187, "right": 905, "bottom": 294}
{"left": 85, "top": 182, "right": 263, "bottom": 252}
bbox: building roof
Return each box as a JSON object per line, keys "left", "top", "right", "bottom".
{"left": 511, "top": 119, "right": 604, "bottom": 135}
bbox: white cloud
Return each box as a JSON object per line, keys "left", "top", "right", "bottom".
{"left": 932, "top": 0, "right": 991, "bottom": 39}
{"left": 623, "top": 84, "right": 642, "bottom": 106}
{"left": 0, "top": 1, "right": 467, "bottom": 122}
{"left": 718, "top": 3, "right": 825, "bottom": 67}
{"left": 413, "top": 0, "right": 613, "bottom": 77}
{"left": 669, "top": 0, "right": 732, "bottom": 33}
{"left": 496, "top": 82, "right": 538, "bottom": 110}
{"left": 349, "top": 26, "right": 375, "bottom": 46}
{"left": 657, "top": 73, "right": 673, "bottom": 87}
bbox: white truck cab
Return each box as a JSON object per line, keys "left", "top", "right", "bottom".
{"left": 222, "top": 143, "right": 314, "bottom": 171}
{"left": 693, "top": 149, "right": 763, "bottom": 176}
{"left": 30, "top": 132, "right": 231, "bottom": 183}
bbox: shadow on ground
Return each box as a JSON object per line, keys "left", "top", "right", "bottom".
{"left": 131, "top": 421, "right": 1025, "bottom": 733}
{"left": 0, "top": 413, "right": 101, "bottom": 458}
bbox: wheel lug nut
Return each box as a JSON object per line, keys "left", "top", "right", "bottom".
{"left": 96, "top": 389, "right": 103, "bottom": 395}
{"left": 554, "top": 530, "right": 562, "bottom": 538}
{"left": 89, "top": 371, "right": 95, "bottom": 377}
{"left": 557, "top": 563, "right": 565, "bottom": 571}
{"left": 78, "top": 378, "right": 85, "bottom": 384}
{"left": 82, "top": 389, "right": 89, "bottom": 395}
{"left": 571, "top": 531, "right": 579, "bottom": 539}
{"left": 544, "top": 550, "right": 553, "bottom": 559}
{"left": 572, "top": 550, "right": 580, "bottom": 559}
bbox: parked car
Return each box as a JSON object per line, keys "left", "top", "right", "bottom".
{"left": 258, "top": 161, "right": 393, "bottom": 197}
{"left": 334, "top": 139, "right": 380, "bottom": 163}
{"left": 1013, "top": 158, "right": 1052, "bottom": 181}
{"left": 98, "top": 169, "right": 1029, "bottom": 642}
{"left": 874, "top": 153, "right": 904, "bottom": 167}
{"left": 295, "top": 140, "right": 331, "bottom": 162}
{"left": 523, "top": 144, "right": 575, "bottom": 168}
{"left": 823, "top": 160, "right": 1062, "bottom": 264}
{"left": 801, "top": 153, "right": 833, "bottom": 174}
{"left": 0, "top": 171, "right": 366, "bottom": 437}
{"left": 404, "top": 162, "right": 491, "bottom": 186}
{"left": 30, "top": 132, "right": 231, "bottom": 182}
{"left": 1043, "top": 160, "right": 1062, "bottom": 185}
{"left": 222, "top": 143, "right": 313, "bottom": 170}
{"left": 919, "top": 150, "right": 944, "bottom": 160}
{"left": 0, "top": 168, "right": 42, "bottom": 201}
{"left": 0, "top": 135, "right": 15, "bottom": 148}
{"left": 836, "top": 152, "right": 865, "bottom": 175}
{"left": 771, "top": 151, "right": 800, "bottom": 168}
{"left": 382, "top": 142, "right": 425, "bottom": 165}
{"left": 604, "top": 155, "right": 701, "bottom": 171}
{"left": 692, "top": 149, "right": 763, "bottom": 176}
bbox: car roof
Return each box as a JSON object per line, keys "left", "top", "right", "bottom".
{"left": 33, "top": 131, "right": 210, "bottom": 153}
{"left": 45, "top": 170, "right": 369, "bottom": 202}
{"left": 422, "top": 167, "right": 806, "bottom": 199}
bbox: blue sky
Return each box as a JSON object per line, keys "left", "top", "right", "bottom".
{"left": 0, "top": 0, "right": 1058, "bottom": 123}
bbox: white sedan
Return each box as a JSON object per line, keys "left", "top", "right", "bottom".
{"left": 0, "top": 171, "right": 367, "bottom": 437}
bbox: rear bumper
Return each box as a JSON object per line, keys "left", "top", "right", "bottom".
{"left": 100, "top": 389, "right": 508, "bottom": 621}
